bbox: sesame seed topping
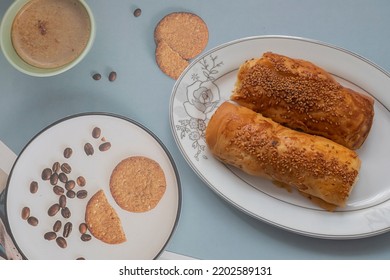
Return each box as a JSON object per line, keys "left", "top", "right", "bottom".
{"left": 231, "top": 52, "right": 374, "bottom": 149}
{"left": 237, "top": 55, "right": 343, "bottom": 117}
{"left": 226, "top": 112, "right": 358, "bottom": 205}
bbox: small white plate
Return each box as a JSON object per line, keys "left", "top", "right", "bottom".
{"left": 170, "top": 35, "right": 390, "bottom": 239}
{"left": 5, "top": 113, "right": 181, "bottom": 259}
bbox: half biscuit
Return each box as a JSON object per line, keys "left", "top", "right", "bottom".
{"left": 85, "top": 189, "right": 126, "bottom": 244}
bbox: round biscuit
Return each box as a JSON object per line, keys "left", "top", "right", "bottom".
{"left": 154, "top": 12, "right": 208, "bottom": 60}
{"left": 109, "top": 156, "right": 166, "bottom": 213}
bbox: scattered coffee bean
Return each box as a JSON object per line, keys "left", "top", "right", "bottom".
{"left": 56, "top": 237, "right": 67, "bottom": 248}
{"left": 58, "top": 172, "right": 68, "bottom": 183}
{"left": 41, "top": 168, "right": 52, "bottom": 180}
{"left": 53, "top": 220, "right": 62, "bottom": 232}
{"left": 61, "top": 163, "right": 72, "bottom": 174}
{"left": 133, "top": 8, "right": 142, "bottom": 17}
{"left": 63, "top": 147, "right": 73, "bottom": 159}
{"left": 81, "top": 233, "right": 91, "bottom": 242}
{"left": 48, "top": 203, "right": 60, "bottom": 216}
{"left": 30, "top": 181, "right": 38, "bottom": 194}
{"left": 108, "top": 71, "right": 117, "bottom": 82}
{"left": 92, "top": 127, "right": 101, "bottom": 139}
{"left": 53, "top": 185, "right": 65, "bottom": 195}
{"left": 66, "top": 190, "right": 76, "bottom": 198}
{"left": 21, "top": 207, "right": 30, "bottom": 220}
{"left": 65, "top": 180, "right": 75, "bottom": 191}
{"left": 76, "top": 190, "right": 88, "bottom": 199}
{"left": 76, "top": 176, "right": 86, "bottom": 187}
{"left": 84, "top": 143, "right": 94, "bottom": 156}
{"left": 79, "top": 223, "right": 88, "bottom": 234}
{"left": 59, "top": 195, "right": 67, "bottom": 208}
{"left": 99, "top": 142, "right": 111, "bottom": 152}
{"left": 76, "top": 257, "right": 85, "bottom": 260}
{"left": 52, "top": 162, "right": 60, "bottom": 173}
{"left": 27, "top": 216, "right": 39, "bottom": 226}
{"left": 63, "top": 222, "right": 73, "bottom": 238}
{"left": 61, "top": 207, "right": 71, "bottom": 219}
{"left": 44, "top": 232, "right": 57, "bottom": 241}
{"left": 50, "top": 172, "right": 59, "bottom": 185}
{"left": 25, "top": 124, "right": 118, "bottom": 251}
{"left": 92, "top": 73, "right": 101, "bottom": 81}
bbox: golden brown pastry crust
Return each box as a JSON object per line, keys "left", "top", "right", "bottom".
{"left": 231, "top": 52, "right": 374, "bottom": 150}
{"left": 206, "top": 102, "right": 361, "bottom": 208}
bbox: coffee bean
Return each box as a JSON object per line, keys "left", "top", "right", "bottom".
{"left": 61, "top": 207, "right": 71, "bottom": 219}
{"left": 79, "top": 223, "right": 88, "bottom": 234}
{"left": 52, "top": 162, "right": 60, "bottom": 173}
{"left": 58, "top": 172, "right": 68, "bottom": 183}
{"left": 63, "top": 222, "right": 73, "bottom": 238}
{"left": 63, "top": 147, "right": 73, "bottom": 159}
{"left": 108, "top": 71, "right": 117, "bottom": 82}
{"left": 59, "top": 195, "right": 67, "bottom": 208}
{"left": 76, "top": 190, "right": 88, "bottom": 199}
{"left": 21, "top": 207, "right": 30, "bottom": 220}
{"left": 48, "top": 203, "right": 60, "bottom": 216}
{"left": 27, "top": 216, "right": 39, "bottom": 226}
{"left": 81, "top": 233, "right": 91, "bottom": 241}
{"left": 66, "top": 190, "right": 76, "bottom": 198}
{"left": 76, "top": 176, "right": 86, "bottom": 187}
{"left": 133, "top": 8, "right": 142, "bottom": 17}
{"left": 99, "top": 142, "right": 111, "bottom": 152}
{"left": 92, "top": 73, "right": 101, "bottom": 81}
{"left": 30, "top": 181, "right": 38, "bottom": 194}
{"left": 61, "top": 163, "right": 72, "bottom": 174}
{"left": 41, "top": 168, "right": 52, "bottom": 180}
{"left": 84, "top": 143, "right": 94, "bottom": 156}
{"left": 50, "top": 172, "right": 59, "bottom": 185}
{"left": 65, "top": 180, "right": 75, "bottom": 191}
{"left": 92, "top": 127, "right": 101, "bottom": 138}
{"left": 44, "top": 232, "right": 57, "bottom": 241}
{"left": 76, "top": 257, "right": 86, "bottom": 260}
{"left": 53, "top": 220, "right": 62, "bottom": 232}
{"left": 56, "top": 237, "right": 67, "bottom": 248}
{"left": 53, "top": 185, "right": 65, "bottom": 195}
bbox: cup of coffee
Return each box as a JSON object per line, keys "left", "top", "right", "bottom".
{"left": 0, "top": 0, "right": 95, "bottom": 77}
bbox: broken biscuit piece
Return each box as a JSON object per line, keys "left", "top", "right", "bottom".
{"left": 85, "top": 189, "right": 126, "bottom": 244}
{"left": 155, "top": 41, "right": 189, "bottom": 80}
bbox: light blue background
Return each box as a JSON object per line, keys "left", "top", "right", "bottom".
{"left": 1, "top": 0, "right": 390, "bottom": 259}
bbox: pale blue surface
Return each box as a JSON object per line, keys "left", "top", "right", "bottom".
{"left": 1, "top": 0, "right": 390, "bottom": 259}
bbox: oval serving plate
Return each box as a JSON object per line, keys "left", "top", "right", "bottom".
{"left": 170, "top": 35, "right": 390, "bottom": 239}
{"left": 5, "top": 113, "right": 181, "bottom": 259}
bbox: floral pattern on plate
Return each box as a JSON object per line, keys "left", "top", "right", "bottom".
{"left": 174, "top": 55, "right": 223, "bottom": 160}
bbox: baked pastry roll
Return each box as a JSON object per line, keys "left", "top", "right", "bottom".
{"left": 231, "top": 52, "right": 374, "bottom": 150}
{"left": 205, "top": 101, "right": 361, "bottom": 209}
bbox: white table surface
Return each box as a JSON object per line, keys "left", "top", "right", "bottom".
{"left": 1, "top": 0, "right": 390, "bottom": 259}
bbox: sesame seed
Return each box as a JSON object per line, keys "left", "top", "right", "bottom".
{"left": 230, "top": 52, "right": 375, "bottom": 149}
{"left": 225, "top": 110, "right": 358, "bottom": 205}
